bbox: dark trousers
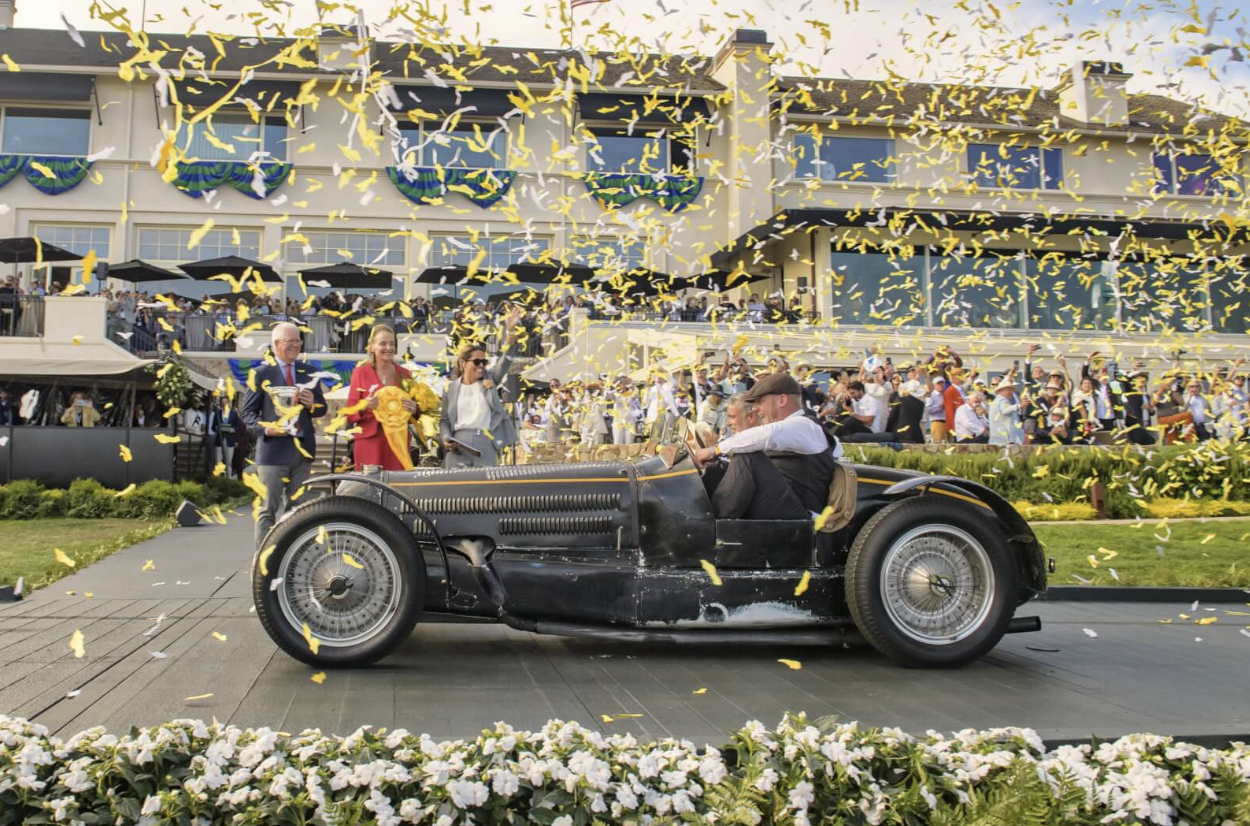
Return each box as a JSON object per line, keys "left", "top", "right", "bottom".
{"left": 701, "top": 452, "right": 808, "bottom": 520}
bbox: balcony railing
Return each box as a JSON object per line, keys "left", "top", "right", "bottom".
{"left": 0, "top": 295, "right": 44, "bottom": 337}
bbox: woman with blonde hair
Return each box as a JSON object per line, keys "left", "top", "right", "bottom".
{"left": 345, "top": 324, "right": 418, "bottom": 470}
{"left": 439, "top": 307, "right": 522, "bottom": 467}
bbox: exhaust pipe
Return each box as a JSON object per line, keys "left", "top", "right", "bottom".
{"left": 1007, "top": 616, "right": 1042, "bottom": 634}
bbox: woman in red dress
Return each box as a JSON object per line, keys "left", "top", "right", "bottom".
{"left": 346, "top": 324, "right": 418, "bottom": 470}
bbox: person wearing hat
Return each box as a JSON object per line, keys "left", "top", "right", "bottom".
{"left": 988, "top": 374, "right": 1026, "bottom": 446}
{"left": 1122, "top": 367, "right": 1156, "bottom": 445}
{"left": 691, "top": 372, "right": 841, "bottom": 520}
{"left": 794, "top": 362, "right": 826, "bottom": 411}
{"left": 925, "top": 372, "right": 949, "bottom": 443}
{"left": 697, "top": 385, "right": 728, "bottom": 436}
{"left": 608, "top": 376, "right": 643, "bottom": 445}
{"left": 953, "top": 391, "right": 990, "bottom": 444}
{"left": 942, "top": 367, "right": 970, "bottom": 436}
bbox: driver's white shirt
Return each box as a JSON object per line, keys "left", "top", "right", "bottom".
{"left": 716, "top": 409, "right": 843, "bottom": 459}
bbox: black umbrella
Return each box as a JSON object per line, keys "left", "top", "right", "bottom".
{"left": 105, "top": 259, "right": 191, "bottom": 284}
{"left": 505, "top": 262, "right": 595, "bottom": 284}
{"left": 299, "top": 261, "right": 395, "bottom": 290}
{"left": 595, "top": 269, "right": 686, "bottom": 298}
{"left": 0, "top": 237, "right": 82, "bottom": 265}
{"left": 414, "top": 265, "right": 469, "bottom": 284}
{"left": 680, "top": 269, "right": 772, "bottom": 292}
{"left": 178, "top": 255, "right": 282, "bottom": 283}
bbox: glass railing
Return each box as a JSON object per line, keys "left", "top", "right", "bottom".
{"left": 0, "top": 295, "right": 45, "bottom": 337}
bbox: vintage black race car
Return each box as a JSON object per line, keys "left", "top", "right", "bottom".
{"left": 251, "top": 421, "right": 1048, "bottom": 669}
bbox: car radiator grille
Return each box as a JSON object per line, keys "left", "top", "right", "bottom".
{"left": 409, "top": 493, "right": 622, "bottom": 514}
{"left": 498, "top": 516, "right": 617, "bottom": 535}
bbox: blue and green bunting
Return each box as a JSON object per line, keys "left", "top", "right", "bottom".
{"left": 386, "top": 167, "right": 515, "bottom": 208}
{"left": 170, "top": 160, "right": 292, "bottom": 199}
{"left": 0, "top": 155, "right": 93, "bottom": 195}
{"left": 583, "top": 173, "right": 704, "bottom": 212}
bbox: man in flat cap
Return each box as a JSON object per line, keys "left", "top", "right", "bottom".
{"left": 692, "top": 372, "right": 841, "bottom": 520}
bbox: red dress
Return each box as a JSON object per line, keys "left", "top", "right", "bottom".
{"left": 346, "top": 362, "right": 412, "bottom": 470}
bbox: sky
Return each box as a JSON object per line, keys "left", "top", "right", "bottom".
{"left": 20, "top": 0, "right": 1250, "bottom": 117}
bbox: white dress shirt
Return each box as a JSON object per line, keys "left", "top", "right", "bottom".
{"left": 718, "top": 409, "right": 843, "bottom": 459}
{"left": 863, "top": 382, "right": 891, "bottom": 432}
{"left": 456, "top": 381, "right": 492, "bottom": 431}
{"left": 954, "top": 403, "right": 989, "bottom": 440}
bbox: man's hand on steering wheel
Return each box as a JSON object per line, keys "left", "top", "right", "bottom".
{"left": 693, "top": 445, "right": 717, "bottom": 469}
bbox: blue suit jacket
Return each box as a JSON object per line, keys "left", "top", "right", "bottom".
{"left": 240, "top": 361, "right": 327, "bottom": 466}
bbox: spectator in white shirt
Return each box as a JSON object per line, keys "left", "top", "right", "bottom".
{"left": 645, "top": 374, "right": 679, "bottom": 432}
{"left": 954, "top": 391, "right": 990, "bottom": 443}
{"left": 1184, "top": 380, "right": 1213, "bottom": 441}
{"left": 988, "top": 377, "right": 1026, "bottom": 446}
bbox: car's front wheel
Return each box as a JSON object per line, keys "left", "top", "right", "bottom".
{"left": 252, "top": 496, "right": 425, "bottom": 667}
{"left": 845, "top": 496, "right": 1017, "bottom": 667}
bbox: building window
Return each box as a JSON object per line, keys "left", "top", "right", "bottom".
{"left": 829, "top": 248, "right": 926, "bottom": 326}
{"left": 137, "top": 227, "right": 262, "bottom": 262}
{"left": 967, "top": 143, "right": 1063, "bottom": 190}
{"left": 572, "top": 236, "right": 648, "bottom": 275}
{"left": 1115, "top": 258, "right": 1211, "bottom": 333}
{"left": 182, "top": 114, "right": 287, "bottom": 162}
{"left": 33, "top": 224, "right": 110, "bottom": 259}
{"left": 285, "top": 230, "right": 405, "bottom": 267}
{"left": 1209, "top": 259, "right": 1250, "bottom": 335}
{"left": 583, "top": 126, "right": 695, "bottom": 174}
{"left": 930, "top": 253, "right": 1023, "bottom": 329}
{"left": 1025, "top": 255, "right": 1117, "bottom": 331}
{"left": 0, "top": 108, "right": 90, "bottom": 156}
{"left": 430, "top": 234, "right": 551, "bottom": 270}
{"left": 1152, "top": 151, "right": 1242, "bottom": 197}
{"left": 794, "top": 135, "right": 895, "bottom": 183}
{"left": 392, "top": 122, "right": 505, "bottom": 169}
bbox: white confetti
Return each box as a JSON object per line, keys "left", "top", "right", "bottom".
{"left": 65, "top": 689, "right": 82, "bottom": 698}
{"left": 1082, "top": 628, "right": 1098, "bottom": 639}
{"left": 149, "top": 650, "right": 168, "bottom": 659}
{"left": 269, "top": 577, "right": 284, "bottom": 592}
{"left": 60, "top": 12, "right": 85, "bottom": 47}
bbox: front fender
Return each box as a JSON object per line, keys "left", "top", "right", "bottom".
{"left": 883, "top": 475, "right": 1047, "bottom": 601}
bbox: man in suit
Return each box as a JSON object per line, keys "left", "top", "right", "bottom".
{"left": 241, "top": 322, "right": 327, "bottom": 547}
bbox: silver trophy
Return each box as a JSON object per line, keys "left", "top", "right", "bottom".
{"left": 266, "top": 385, "right": 301, "bottom": 436}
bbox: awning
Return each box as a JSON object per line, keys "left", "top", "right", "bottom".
{"left": 578, "top": 93, "right": 712, "bottom": 125}
{"left": 171, "top": 78, "right": 303, "bottom": 109}
{"left": 299, "top": 262, "right": 395, "bottom": 289}
{"left": 710, "top": 207, "right": 1250, "bottom": 268}
{"left": 384, "top": 85, "right": 516, "bottom": 117}
{"left": 0, "top": 72, "right": 94, "bottom": 102}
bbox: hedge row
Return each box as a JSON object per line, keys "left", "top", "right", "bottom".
{"left": 1, "top": 713, "right": 1247, "bottom": 826}
{"left": 850, "top": 441, "right": 1250, "bottom": 519}
{"left": 0, "top": 477, "right": 250, "bottom": 521}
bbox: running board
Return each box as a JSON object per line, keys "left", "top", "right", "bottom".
{"left": 504, "top": 615, "right": 860, "bottom": 646}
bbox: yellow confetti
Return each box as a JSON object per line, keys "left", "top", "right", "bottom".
{"left": 188, "top": 218, "right": 216, "bottom": 250}
{"left": 777, "top": 659, "right": 803, "bottom": 670}
{"left": 812, "top": 506, "right": 836, "bottom": 532}
{"left": 257, "top": 545, "right": 276, "bottom": 576}
{"left": 154, "top": 434, "right": 181, "bottom": 444}
{"left": 118, "top": 444, "right": 133, "bottom": 462}
{"left": 699, "top": 559, "right": 722, "bottom": 586}
{"left": 54, "top": 548, "right": 76, "bottom": 568}
{"left": 311, "top": 671, "right": 327, "bottom": 684}
{"left": 212, "top": 631, "right": 228, "bottom": 642}
{"left": 114, "top": 483, "right": 136, "bottom": 497}
{"left": 1097, "top": 547, "right": 1118, "bottom": 561}
{"left": 68, "top": 629, "right": 85, "bottom": 659}
{"left": 1196, "top": 617, "right": 1218, "bottom": 626}
{"left": 1200, "top": 534, "right": 1216, "bottom": 545}
{"left": 302, "top": 622, "right": 321, "bottom": 655}
{"left": 794, "top": 571, "right": 811, "bottom": 597}
{"left": 1086, "top": 555, "right": 1100, "bottom": 569}
{"left": 183, "top": 694, "right": 214, "bottom": 702}
{"left": 692, "top": 687, "right": 708, "bottom": 695}
{"left": 142, "top": 559, "right": 155, "bottom": 572}
{"left": 342, "top": 553, "right": 364, "bottom": 569}
{"left": 1, "top": 54, "right": 19, "bottom": 72}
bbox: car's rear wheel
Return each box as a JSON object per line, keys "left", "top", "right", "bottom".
{"left": 252, "top": 496, "right": 425, "bottom": 668}
{"left": 845, "top": 496, "right": 1017, "bottom": 667}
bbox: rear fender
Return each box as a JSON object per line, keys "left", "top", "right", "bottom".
{"left": 882, "top": 475, "right": 1046, "bottom": 601}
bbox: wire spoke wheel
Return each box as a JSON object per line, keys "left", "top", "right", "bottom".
{"left": 276, "top": 522, "right": 402, "bottom": 648}
{"left": 880, "top": 525, "right": 994, "bottom": 645}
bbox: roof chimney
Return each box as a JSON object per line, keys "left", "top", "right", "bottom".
{"left": 317, "top": 21, "right": 371, "bottom": 71}
{"left": 1056, "top": 61, "right": 1133, "bottom": 127}
{"left": 0, "top": 0, "right": 15, "bottom": 30}
{"left": 713, "top": 28, "right": 773, "bottom": 72}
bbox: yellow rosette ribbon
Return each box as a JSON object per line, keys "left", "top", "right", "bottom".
{"left": 372, "top": 385, "right": 417, "bottom": 470}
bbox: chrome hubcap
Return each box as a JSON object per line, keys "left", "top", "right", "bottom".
{"left": 276, "top": 522, "right": 402, "bottom": 648}
{"left": 880, "top": 525, "right": 994, "bottom": 645}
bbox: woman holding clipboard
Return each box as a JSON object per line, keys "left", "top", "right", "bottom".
{"left": 439, "top": 307, "right": 522, "bottom": 468}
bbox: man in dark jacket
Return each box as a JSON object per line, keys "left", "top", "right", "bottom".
{"left": 240, "top": 323, "right": 327, "bottom": 547}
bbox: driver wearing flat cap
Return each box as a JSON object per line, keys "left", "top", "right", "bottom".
{"left": 693, "top": 372, "right": 842, "bottom": 520}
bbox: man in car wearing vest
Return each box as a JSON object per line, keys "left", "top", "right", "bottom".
{"left": 692, "top": 372, "right": 841, "bottom": 519}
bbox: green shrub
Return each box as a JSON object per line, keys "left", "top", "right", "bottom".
{"left": 0, "top": 477, "right": 252, "bottom": 521}
{"left": 1, "top": 480, "right": 45, "bottom": 519}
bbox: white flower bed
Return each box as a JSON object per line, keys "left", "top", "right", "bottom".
{"left": 1, "top": 713, "right": 1247, "bottom": 825}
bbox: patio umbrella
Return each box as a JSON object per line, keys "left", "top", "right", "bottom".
{"left": 679, "top": 269, "right": 772, "bottom": 292}
{"left": 414, "top": 265, "right": 469, "bottom": 284}
{"left": 505, "top": 262, "right": 595, "bottom": 284}
{"left": 299, "top": 261, "right": 395, "bottom": 290}
{"left": 178, "top": 255, "right": 282, "bottom": 283}
{"left": 0, "top": 237, "right": 82, "bottom": 264}
{"left": 105, "top": 259, "right": 191, "bottom": 285}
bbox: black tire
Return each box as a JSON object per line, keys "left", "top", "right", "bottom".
{"left": 252, "top": 495, "right": 425, "bottom": 668}
{"left": 845, "top": 496, "right": 1018, "bottom": 668}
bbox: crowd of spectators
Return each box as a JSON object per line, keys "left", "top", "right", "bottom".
{"left": 515, "top": 345, "right": 1250, "bottom": 451}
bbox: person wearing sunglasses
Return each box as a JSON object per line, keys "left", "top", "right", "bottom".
{"left": 439, "top": 307, "right": 523, "bottom": 468}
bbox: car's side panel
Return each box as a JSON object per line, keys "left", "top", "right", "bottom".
{"left": 636, "top": 567, "right": 849, "bottom": 628}
{"left": 491, "top": 554, "right": 639, "bottom": 624}
{"left": 633, "top": 457, "right": 715, "bottom": 568}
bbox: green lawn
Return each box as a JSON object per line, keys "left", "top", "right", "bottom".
{"left": 1032, "top": 520, "right": 1250, "bottom": 588}
{"left": 0, "top": 518, "right": 172, "bottom": 594}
